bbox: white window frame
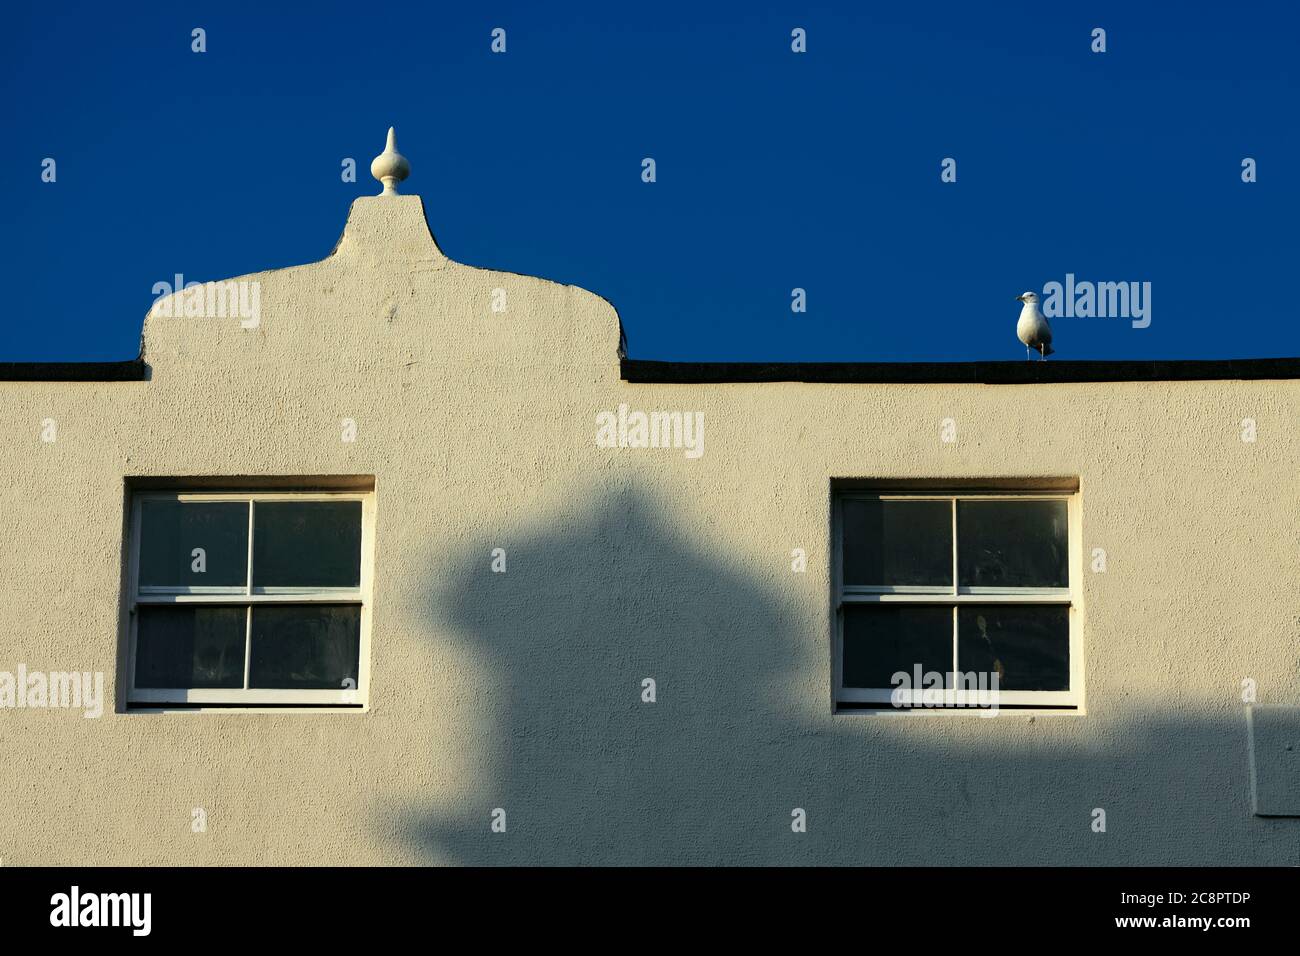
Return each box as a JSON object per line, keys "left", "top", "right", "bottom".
{"left": 126, "top": 490, "right": 375, "bottom": 707}
{"left": 833, "top": 491, "right": 1082, "bottom": 711}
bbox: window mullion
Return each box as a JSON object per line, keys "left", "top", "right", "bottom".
{"left": 950, "top": 497, "right": 958, "bottom": 596}
{"left": 950, "top": 498, "right": 959, "bottom": 693}
{"left": 246, "top": 500, "right": 255, "bottom": 596}
{"left": 244, "top": 499, "right": 255, "bottom": 690}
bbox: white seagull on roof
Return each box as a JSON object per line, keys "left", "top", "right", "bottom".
{"left": 1015, "top": 291, "right": 1054, "bottom": 360}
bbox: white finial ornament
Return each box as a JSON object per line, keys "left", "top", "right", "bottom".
{"left": 370, "top": 127, "right": 410, "bottom": 196}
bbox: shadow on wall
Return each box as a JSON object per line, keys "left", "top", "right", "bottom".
{"left": 398, "top": 484, "right": 1292, "bottom": 866}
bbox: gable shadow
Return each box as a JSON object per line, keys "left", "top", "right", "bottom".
{"left": 396, "top": 483, "right": 1293, "bottom": 866}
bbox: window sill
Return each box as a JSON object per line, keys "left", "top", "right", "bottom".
{"left": 834, "top": 704, "right": 1084, "bottom": 718}
{"left": 123, "top": 703, "right": 368, "bottom": 714}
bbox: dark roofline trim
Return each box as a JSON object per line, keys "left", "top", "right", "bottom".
{"left": 621, "top": 357, "right": 1300, "bottom": 384}
{"left": 0, "top": 359, "right": 147, "bottom": 382}
{"left": 4, "top": 355, "right": 1298, "bottom": 384}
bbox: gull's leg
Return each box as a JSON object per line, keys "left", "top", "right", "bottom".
{"left": 1026, "top": 345, "right": 1032, "bottom": 361}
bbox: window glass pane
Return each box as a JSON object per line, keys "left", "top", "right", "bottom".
{"left": 842, "top": 605, "right": 952, "bottom": 688}
{"left": 253, "top": 501, "right": 362, "bottom": 588}
{"left": 957, "top": 500, "right": 1067, "bottom": 588}
{"left": 138, "top": 501, "right": 249, "bottom": 588}
{"left": 842, "top": 499, "right": 952, "bottom": 587}
{"left": 249, "top": 605, "right": 361, "bottom": 689}
{"left": 135, "top": 605, "right": 246, "bottom": 688}
{"left": 957, "top": 605, "right": 1069, "bottom": 691}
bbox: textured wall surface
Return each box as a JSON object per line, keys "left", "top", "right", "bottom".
{"left": 1, "top": 195, "right": 1297, "bottom": 865}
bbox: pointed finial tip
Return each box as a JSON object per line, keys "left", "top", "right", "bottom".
{"left": 370, "top": 126, "right": 410, "bottom": 196}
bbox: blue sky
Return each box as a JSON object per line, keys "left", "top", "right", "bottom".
{"left": 3, "top": 1, "right": 1296, "bottom": 362}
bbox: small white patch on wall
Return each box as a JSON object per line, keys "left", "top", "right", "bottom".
{"left": 1246, "top": 706, "right": 1300, "bottom": 816}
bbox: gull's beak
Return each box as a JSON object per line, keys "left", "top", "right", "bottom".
{"left": 1015, "top": 294, "right": 1024, "bottom": 302}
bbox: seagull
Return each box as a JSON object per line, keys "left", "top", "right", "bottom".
{"left": 1015, "top": 291, "right": 1054, "bottom": 360}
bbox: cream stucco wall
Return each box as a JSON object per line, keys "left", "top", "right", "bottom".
{"left": 1, "top": 195, "right": 1297, "bottom": 865}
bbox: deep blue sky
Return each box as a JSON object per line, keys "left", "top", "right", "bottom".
{"left": 3, "top": 1, "right": 1296, "bottom": 362}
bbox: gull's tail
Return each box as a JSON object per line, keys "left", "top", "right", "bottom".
{"left": 1042, "top": 344, "right": 1055, "bottom": 357}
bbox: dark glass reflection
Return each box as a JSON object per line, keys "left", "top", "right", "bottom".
{"left": 842, "top": 604, "right": 952, "bottom": 688}
{"left": 957, "top": 500, "right": 1067, "bottom": 588}
{"left": 139, "top": 501, "right": 249, "bottom": 588}
{"left": 249, "top": 605, "right": 361, "bottom": 689}
{"left": 842, "top": 499, "right": 952, "bottom": 587}
{"left": 135, "top": 605, "right": 246, "bottom": 688}
{"left": 958, "top": 605, "right": 1069, "bottom": 691}
{"left": 253, "top": 501, "right": 362, "bottom": 588}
